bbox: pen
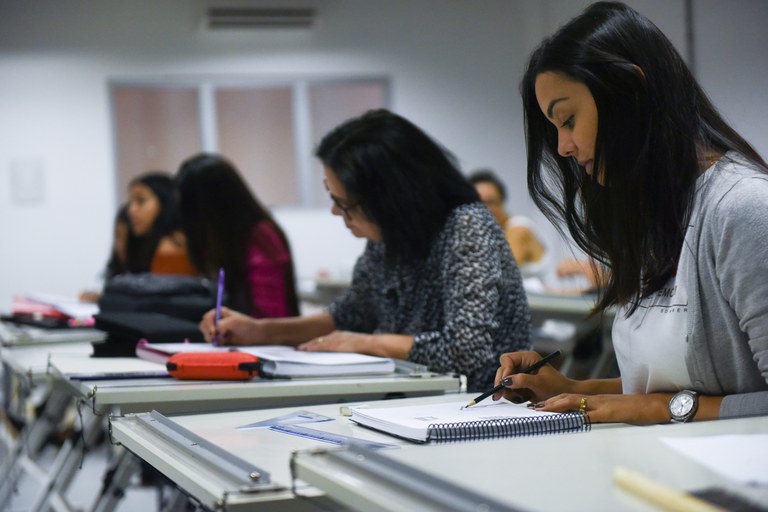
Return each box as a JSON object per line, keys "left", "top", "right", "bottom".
{"left": 464, "top": 350, "right": 561, "bottom": 408}
{"left": 213, "top": 267, "right": 225, "bottom": 347}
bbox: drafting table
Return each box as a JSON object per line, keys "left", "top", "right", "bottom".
{"left": 526, "top": 291, "right": 599, "bottom": 320}
{"left": 0, "top": 321, "right": 100, "bottom": 443}
{"left": 47, "top": 352, "right": 461, "bottom": 416}
{"left": 0, "top": 320, "right": 105, "bottom": 347}
{"left": 0, "top": 342, "right": 94, "bottom": 484}
{"left": 294, "top": 410, "right": 768, "bottom": 512}
{"left": 1, "top": 340, "right": 95, "bottom": 436}
{"left": 0, "top": 341, "right": 96, "bottom": 510}
{"left": 13, "top": 353, "right": 459, "bottom": 512}
{"left": 109, "top": 394, "right": 480, "bottom": 511}
{"left": 0, "top": 320, "right": 100, "bottom": 413}
{"left": 1, "top": 340, "right": 94, "bottom": 390}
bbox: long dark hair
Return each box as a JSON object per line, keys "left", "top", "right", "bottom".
{"left": 521, "top": 1, "right": 767, "bottom": 313}
{"left": 316, "top": 109, "right": 479, "bottom": 264}
{"left": 125, "top": 172, "right": 179, "bottom": 273}
{"left": 106, "top": 204, "right": 131, "bottom": 278}
{"left": 175, "top": 153, "right": 299, "bottom": 316}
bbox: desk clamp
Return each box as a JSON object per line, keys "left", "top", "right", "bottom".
{"left": 137, "top": 410, "right": 280, "bottom": 493}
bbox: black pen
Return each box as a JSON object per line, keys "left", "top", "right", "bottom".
{"left": 464, "top": 350, "right": 561, "bottom": 408}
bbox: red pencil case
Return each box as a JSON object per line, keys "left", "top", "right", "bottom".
{"left": 166, "top": 352, "right": 260, "bottom": 380}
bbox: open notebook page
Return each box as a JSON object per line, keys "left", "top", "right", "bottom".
{"left": 351, "top": 399, "right": 567, "bottom": 442}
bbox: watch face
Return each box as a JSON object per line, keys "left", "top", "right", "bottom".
{"left": 671, "top": 393, "right": 694, "bottom": 417}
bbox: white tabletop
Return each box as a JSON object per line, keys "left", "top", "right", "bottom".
{"left": 111, "top": 393, "right": 768, "bottom": 511}
{"left": 1, "top": 341, "right": 93, "bottom": 385}
{"left": 294, "top": 408, "right": 768, "bottom": 512}
{"left": 109, "top": 394, "right": 469, "bottom": 511}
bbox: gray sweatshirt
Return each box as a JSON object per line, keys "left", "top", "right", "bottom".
{"left": 685, "top": 153, "right": 768, "bottom": 417}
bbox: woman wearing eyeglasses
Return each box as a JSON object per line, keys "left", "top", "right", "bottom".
{"left": 200, "top": 109, "right": 532, "bottom": 391}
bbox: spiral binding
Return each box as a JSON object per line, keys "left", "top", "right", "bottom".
{"left": 427, "top": 412, "right": 590, "bottom": 442}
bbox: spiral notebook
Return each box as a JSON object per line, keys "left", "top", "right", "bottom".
{"left": 350, "top": 399, "right": 590, "bottom": 443}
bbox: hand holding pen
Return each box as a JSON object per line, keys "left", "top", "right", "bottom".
{"left": 200, "top": 307, "right": 256, "bottom": 346}
{"left": 465, "top": 350, "right": 562, "bottom": 408}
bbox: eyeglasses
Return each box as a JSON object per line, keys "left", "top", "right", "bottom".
{"left": 324, "top": 179, "right": 360, "bottom": 218}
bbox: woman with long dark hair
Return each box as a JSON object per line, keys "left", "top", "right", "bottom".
{"left": 495, "top": 2, "right": 768, "bottom": 423}
{"left": 199, "top": 110, "right": 531, "bottom": 390}
{"left": 81, "top": 173, "right": 197, "bottom": 302}
{"left": 176, "top": 153, "right": 298, "bottom": 318}
{"left": 124, "top": 171, "right": 196, "bottom": 276}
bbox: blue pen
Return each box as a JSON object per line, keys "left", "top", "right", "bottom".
{"left": 213, "top": 267, "right": 225, "bottom": 346}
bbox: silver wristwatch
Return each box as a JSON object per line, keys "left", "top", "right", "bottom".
{"left": 669, "top": 390, "right": 698, "bottom": 423}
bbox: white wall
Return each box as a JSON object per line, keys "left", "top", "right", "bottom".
{"left": 0, "top": 0, "right": 765, "bottom": 311}
{"left": 695, "top": 0, "right": 768, "bottom": 154}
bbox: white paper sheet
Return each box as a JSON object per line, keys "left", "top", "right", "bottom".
{"left": 660, "top": 434, "right": 768, "bottom": 485}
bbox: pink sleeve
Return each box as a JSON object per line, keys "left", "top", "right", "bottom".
{"left": 245, "top": 222, "right": 295, "bottom": 318}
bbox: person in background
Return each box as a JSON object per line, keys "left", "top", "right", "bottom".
{"left": 79, "top": 205, "right": 132, "bottom": 302}
{"left": 80, "top": 173, "right": 196, "bottom": 302}
{"left": 495, "top": 1, "right": 768, "bottom": 423}
{"left": 126, "top": 171, "right": 197, "bottom": 276}
{"left": 555, "top": 257, "right": 604, "bottom": 292}
{"left": 200, "top": 110, "right": 531, "bottom": 391}
{"left": 175, "top": 153, "right": 299, "bottom": 319}
{"left": 468, "top": 170, "right": 548, "bottom": 277}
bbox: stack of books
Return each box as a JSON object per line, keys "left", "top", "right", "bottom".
{"left": 136, "top": 342, "right": 397, "bottom": 378}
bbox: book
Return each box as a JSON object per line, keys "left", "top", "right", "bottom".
{"left": 48, "top": 352, "right": 169, "bottom": 380}
{"left": 350, "top": 399, "right": 590, "bottom": 443}
{"left": 136, "top": 342, "right": 396, "bottom": 378}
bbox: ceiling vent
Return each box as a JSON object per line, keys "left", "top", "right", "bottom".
{"left": 206, "top": 7, "right": 315, "bottom": 29}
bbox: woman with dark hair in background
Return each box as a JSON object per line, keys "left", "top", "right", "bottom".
{"left": 126, "top": 171, "right": 197, "bottom": 276}
{"left": 176, "top": 153, "right": 298, "bottom": 318}
{"left": 80, "top": 174, "right": 196, "bottom": 302}
{"left": 495, "top": 2, "right": 768, "bottom": 423}
{"left": 200, "top": 109, "right": 531, "bottom": 390}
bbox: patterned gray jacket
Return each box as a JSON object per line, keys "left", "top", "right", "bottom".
{"left": 330, "top": 202, "right": 532, "bottom": 390}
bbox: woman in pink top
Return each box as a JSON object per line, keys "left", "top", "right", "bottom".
{"left": 175, "top": 153, "right": 299, "bottom": 318}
